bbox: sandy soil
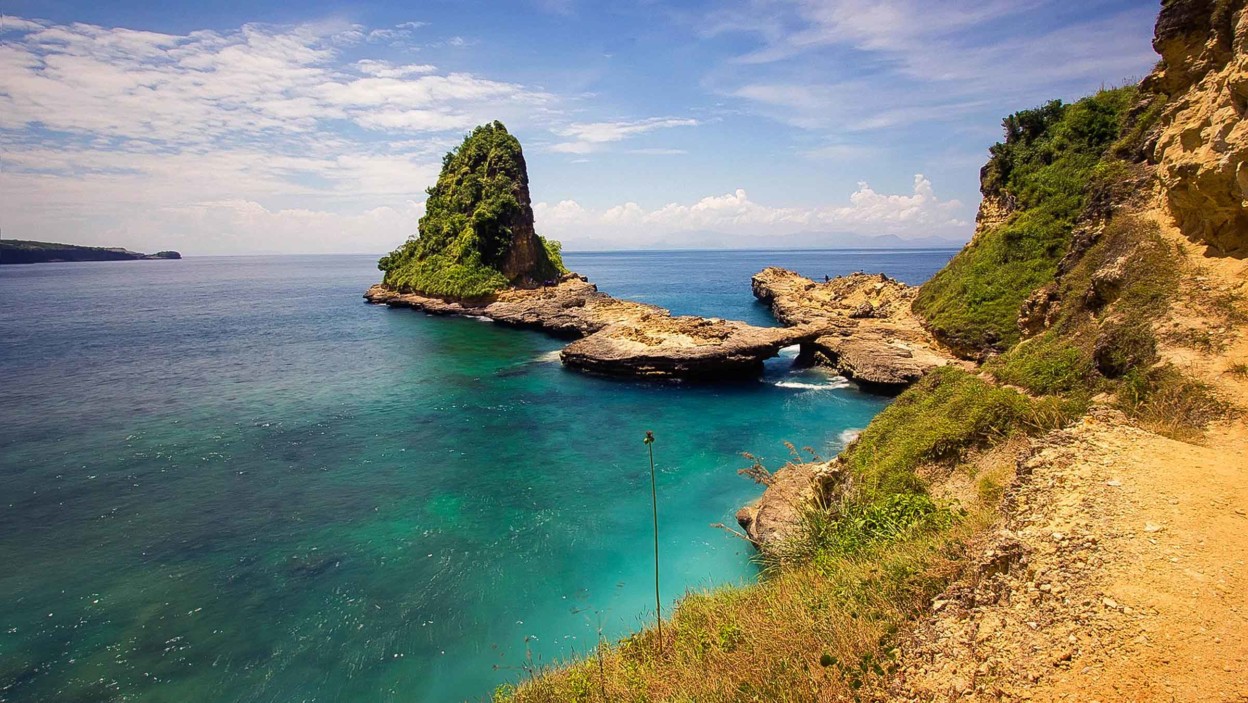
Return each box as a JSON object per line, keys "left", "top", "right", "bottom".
{"left": 886, "top": 208, "right": 1248, "bottom": 702}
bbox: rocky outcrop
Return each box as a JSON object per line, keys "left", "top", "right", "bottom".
{"left": 751, "top": 267, "right": 958, "bottom": 388}
{"left": 1149, "top": 0, "right": 1248, "bottom": 254}
{"left": 971, "top": 193, "right": 1017, "bottom": 243}
{"left": 365, "top": 275, "right": 819, "bottom": 381}
{"left": 735, "top": 460, "right": 849, "bottom": 556}
{"left": 561, "top": 317, "right": 819, "bottom": 380}
{"left": 376, "top": 122, "right": 564, "bottom": 298}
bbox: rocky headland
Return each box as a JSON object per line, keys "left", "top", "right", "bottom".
{"left": 365, "top": 120, "right": 936, "bottom": 383}
{"left": 1, "top": 239, "right": 181, "bottom": 264}
{"left": 366, "top": 272, "right": 824, "bottom": 380}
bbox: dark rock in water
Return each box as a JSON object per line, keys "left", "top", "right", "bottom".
{"left": 0, "top": 239, "right": 181, "bottom": 264}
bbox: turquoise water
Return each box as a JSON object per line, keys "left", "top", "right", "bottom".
{"left": 0, "top": 250, "right": 953, "bottom": 702}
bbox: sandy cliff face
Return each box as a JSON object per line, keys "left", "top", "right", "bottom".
{"left": 1149, "top": 0, "right": 1248, "bottom": 254}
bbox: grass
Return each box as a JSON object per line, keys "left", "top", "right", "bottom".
{"left": 1117, "top": 365, "right": 1230, "bottom": 441}
{"left": 499, "top": 367, "right": 1067, "bottom": 702}
{"left": 837, "top": 367, "right": 1071, "bottom": 501}
{"left": 1227, "top": 363, "right": 1248, "bottom": 379}
{"left": 912, "top": 87, "right": 1138, "bottom": 357}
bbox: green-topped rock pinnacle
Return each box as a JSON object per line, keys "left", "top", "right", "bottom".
{"left": 377, "top": 121, "right": 566, "bottom": 299}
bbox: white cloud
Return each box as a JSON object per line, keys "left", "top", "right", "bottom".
{"left": 705, "top": 0, "right": 1157, "bottom": 131}
{"left": 534, "top": 174, "right": 966, "bottom": 245}
{"left": 0, "top": 16, "right": 556, "bottom": 253}
{"left": 550, "top": 117, "right": 698, "bottom": 153}
{"left": 355, "top": 59, "right": 437, "bottom": 78}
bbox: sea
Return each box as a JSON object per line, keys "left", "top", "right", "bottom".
{"left": 0, "top": 249, "right": 955, "bottom": 702}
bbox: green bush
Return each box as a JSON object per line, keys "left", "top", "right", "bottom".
{"left": 913, "top": 87, "right": 1138, "bottom": 356}
{"left": 841, "top": 367, "right": 1067, "bottom": 499}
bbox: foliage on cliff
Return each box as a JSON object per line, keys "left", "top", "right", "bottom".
{"left": 913, "top": 87, "right": 1138, "bottom": 357}
{"left": 377, "top": 121, "right": 565, "bottom": 299}
{"left": 501, "top": 3, "right": 1241, "bottom": 699}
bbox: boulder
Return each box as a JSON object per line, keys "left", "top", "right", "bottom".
{"left": 736, "top": 460, "right": 850, "bottom": 556}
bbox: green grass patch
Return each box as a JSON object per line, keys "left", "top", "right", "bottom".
{"left": 913, "top": 87, "right": 1138, "bottom": 357}
{"left": 989, "top": 329, "right": 1098, "bottom": 398}
{"left": 840, "top": 367, "right": 1070, "bottom": 499}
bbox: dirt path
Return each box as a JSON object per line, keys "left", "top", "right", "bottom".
{"left": 888, "top": 411, "right": 1248, "bottom": 702}
{"left": 886, "top": 203, "right": 1248, "bottom": 702}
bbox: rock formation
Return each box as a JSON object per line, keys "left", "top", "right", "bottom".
{"left": 1149, "top": 0, "right": 1248, "bottom": 254}
{"left": 735, "top": 460, "right": 849, "bottom": 556}
{"left": 751, "top": 267, "right": 957, "bottom": 388}
{"left": 376, "top": 121, "right": 565, "bottom": 299}
{"left": 365, "top": 275, "right": 821, "bottom": 381}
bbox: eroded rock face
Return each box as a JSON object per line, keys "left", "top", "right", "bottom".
{"left": 751, "top": 267, "right": 957, "bottom": 387}
{"left": 1149, "top": 0, "right": 1248, "bottom": 254}
{"left": 736, "top": 460, "right": 850, "bottom": 556}
{"left": 1018, "top": 282, "right": 1061, "bottom": 337}
{"left": 365, "top": 275, "right": 817, "bottom": 380}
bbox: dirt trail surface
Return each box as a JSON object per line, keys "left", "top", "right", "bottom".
{"left": 889, "top": 202, "right": 1248, "bottom": 701}
{"left": 889, "top": 410, "right": 1248, "bottom": 702}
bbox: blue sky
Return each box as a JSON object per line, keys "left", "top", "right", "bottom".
{"left": 1, "top": 0, "right": 1160, "bottom": 254}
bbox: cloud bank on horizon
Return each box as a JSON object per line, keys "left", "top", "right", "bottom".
{"left": 0, "top": 1, "right": 1158, "bottom": 254}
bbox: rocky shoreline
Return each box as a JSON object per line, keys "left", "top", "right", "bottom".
{"left": 752, "top": 267, "right": 957, "bottom": 389}
{"left": 365, "top": 274, "right": 822, "bottom": 381}
{"left": 367, "top": 267, "right": 958, "bottom": 389}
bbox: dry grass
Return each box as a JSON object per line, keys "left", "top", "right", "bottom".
{"left": 499, "top": 519, "right": 986, "bottom": 703}
{"left": 1117, "top": 364, "right": 1232, "bottom": 442}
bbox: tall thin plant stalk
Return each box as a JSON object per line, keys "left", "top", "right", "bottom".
{"left": 644, "top": 430, "right": 661, "bottom": 650}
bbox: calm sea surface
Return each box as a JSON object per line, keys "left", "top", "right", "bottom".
{"left": 0, "top": 249, "right": 954, "bottom": 702}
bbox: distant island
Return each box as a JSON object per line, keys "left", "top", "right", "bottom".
{"left": 0, "top": 239, "right": 181, "bottom": 265}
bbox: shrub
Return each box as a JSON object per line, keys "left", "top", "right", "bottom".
{"left": 913, "top": 87, "right": 1138, "bottom": 356}
{"left": 1118, "top": 365, "right": 1229, "bottom": 441}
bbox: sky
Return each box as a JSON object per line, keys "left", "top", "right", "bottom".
{"left": 0, "top": 0, "right": 1160, "bottom": 255}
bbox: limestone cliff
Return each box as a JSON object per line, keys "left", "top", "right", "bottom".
{"left": 376, "top": 121, "right": 565, "bottom": 299}
{"left": 1147, "top": 0, "right": 1248, "bottom": 254}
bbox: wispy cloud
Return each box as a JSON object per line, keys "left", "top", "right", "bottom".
{"left": 704, "top": 0, "right": 1157, "bottom": 131}
{"left": 550, "top": 117, "right": 698, "bottom": 153}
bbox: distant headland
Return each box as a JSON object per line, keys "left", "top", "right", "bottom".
{"left": 1, "top": 239, "right": 181, "bottom": 265}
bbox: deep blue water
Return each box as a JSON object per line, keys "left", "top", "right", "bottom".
{"left": 0, "top": 249, "right": 953, "bottom": 702}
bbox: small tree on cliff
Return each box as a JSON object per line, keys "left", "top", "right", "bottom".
{"left": 378, "top": 121, "right": 567, "bottom": 299}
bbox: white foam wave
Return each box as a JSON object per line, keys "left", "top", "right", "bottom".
{"left": 535, "top": 350, "right": 563, "bottom": 363}
{"left": 466, "top": 315, "right": 494, "bottom": 323}
{"left": 773, "top": 377, "right": 851, "bottom": 391}
{"left": 776, "top": 344, "right": 802, "bottom": 358}
{"left": 838, "top": 428, "right": 863, "bottom": 445}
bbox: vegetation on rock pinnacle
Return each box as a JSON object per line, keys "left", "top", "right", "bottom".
{"left": 913, "top": 87, "right": 1139, "bottom": 357}
{"left": 377, "top": 121, "right": 566, "bottom": 299}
